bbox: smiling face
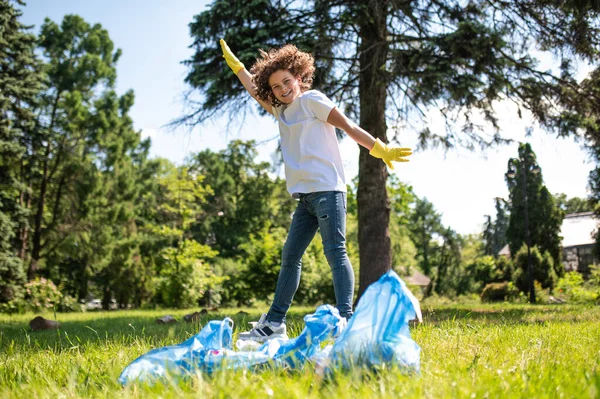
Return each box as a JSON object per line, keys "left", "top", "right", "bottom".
{"left": 268, "top": 69, "right": 303, "bottom": 105}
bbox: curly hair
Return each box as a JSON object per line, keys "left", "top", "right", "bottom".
{"left": 250, "top": 44, "right": 315, "bottom": 107}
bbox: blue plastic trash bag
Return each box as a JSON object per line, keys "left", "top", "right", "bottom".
{"left": 203, "top": 304, "right": 344, "bottom": 372}
{"left": 119, "top": 305, "right": 343, "bottom": 384}
{"left": 118, "top": 318, "right": 233, "bottom": 384}
{"left": 119, "top": 270, "right": 421, "bottom": 385}
{"left": 329, "top": 270, "right": 422, "bottom": 372}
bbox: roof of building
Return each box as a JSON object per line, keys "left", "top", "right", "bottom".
{"left": 499, "top": 244, "right": 510, "bottom": 257}
{"left": 561, "top": 212, "right": 598, "bottom": 248}
{"left": 402, "top": 270, "right": 432, "bottom": 286}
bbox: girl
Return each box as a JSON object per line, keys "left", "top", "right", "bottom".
{"left": 220, "top": 39, "right": 411, "bottom": 342}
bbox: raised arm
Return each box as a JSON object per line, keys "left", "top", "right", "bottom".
{"left": 326, "top": 107, "right": 412, "bottom": 170}
{"left": 220, "top": 39, "right": 273, "bottom": 115}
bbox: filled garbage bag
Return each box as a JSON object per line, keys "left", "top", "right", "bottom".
{"left": 118, "top": 318, "right": 234, "bottom": 384}
{"left": 328, "top": 270, "right": 422, "bottom": 373}
{"left": 119, "top": 270, "right": 421, "bottom": 385}
{"left": 119, "top": 305, "right": 343, "bottom": 384}
{"left": 204, "top": 304, "right": 344, "bottom": 373}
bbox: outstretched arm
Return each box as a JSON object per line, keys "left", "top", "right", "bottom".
{"left": 327, "top": 107, "right": 412, "bottom": 170}
{"left": 220, "top": 39, "right": 273, "bottom": 115}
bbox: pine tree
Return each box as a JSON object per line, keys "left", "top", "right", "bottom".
{"left": 506, "top": 143, "right": 564, "bottom": 268}
{"left": 0, "top": 0, "right": 43, "bottom": 302}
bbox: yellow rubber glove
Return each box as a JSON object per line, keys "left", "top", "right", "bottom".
{"left": 369, "top": 138, "right": 412, "bottom": 170}
{"left": 220, "top": 39, "right": 245, "bottom": 75}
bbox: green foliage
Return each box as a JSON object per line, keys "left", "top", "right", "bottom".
{"left": 25, "top": 14, "right": 123, "bottom": 284}
{"left": 183, "top": 1, "right": 599, "bottom": 146}
{"left": 205, "top": 229, "right": 337, "bottom": 308}
{"left": 155, "top": 239, "right": 220, "bottom": 308}
{"left": 466, "top": 255, "right": 496, "bottom": 288}
{"left": 554, "top": 193, "right": 592, "bottom": 214}
{"left": 149, "top": 164, "right": 220, "bottom": 308}
{"left": 189, "top": 140, "right": 295, "bottom": 258}
{"left": 2, "top": 1, "right": 597, "bottom": 312}
{"left": 556, "top": 269, "right": 600, "bottom": 304}
{"left": 0, "top": 277, "right": 81, "bottom": 313}
{"left": 513, "top": 245, "right": 557, "bottom": 296}
{"left": 0, "top": 0, "right": 43, "bottom": 302}
{"left": 238, "top": 225, "right": 285, "bottom": 301}
{"left": 432, "top": 227, "right": 462, "bottom": 296}
{"left": 407, "top": 198, "right": 443, "bottom": 277}
{"left": 506, "top": 143, "right": 564, "bottom": 268}
{"left": 482, "top": 198, "right": 509, "bottom": 257}
{"left": 494, "top": 256, "right": 514, "bottom": 282}
{"left": 480, "top": 281, "right": 518, "bottom": 302}
{"left": 388, "top": 175, "right": 418, "bottom": 273}
{"left": 209, "top": 257, "right": 249, "bottom": 307}
{"left": 13, "top": 278, "right": 60, "bottom": 312}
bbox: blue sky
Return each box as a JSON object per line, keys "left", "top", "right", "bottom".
{"left": 20, "top": 0, "right": 594, "bottom": 235}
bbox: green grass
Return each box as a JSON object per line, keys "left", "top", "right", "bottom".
{"left": 1, "top": 304, "right": 599, "bottom": 398}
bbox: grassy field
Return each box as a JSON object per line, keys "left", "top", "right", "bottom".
{"left": 1, "top": 304, "right": 599, "bottom": 398}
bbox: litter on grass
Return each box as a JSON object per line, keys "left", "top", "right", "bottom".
{"left": 119, "top": 270, "right": 422, "bottom": 385}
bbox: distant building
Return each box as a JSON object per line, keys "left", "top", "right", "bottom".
{"left": 403, "top": 270, "right": 432, "bottom": 287}
{"left": 498, "top": 212, "right": 598, "bottom": 277}
{"left": 561, "top": 212, "right": 597, "bottom": 276}
{"left": 401, "top": 269, "right": 432, "bottom": 299}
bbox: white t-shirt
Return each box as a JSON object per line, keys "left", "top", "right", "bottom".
{"left": 272, "top": 90, "right": 347, "bottom": 197}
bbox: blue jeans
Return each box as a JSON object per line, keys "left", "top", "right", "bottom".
{"left": 266, "top": 191, "right": 354, "bottom": 323}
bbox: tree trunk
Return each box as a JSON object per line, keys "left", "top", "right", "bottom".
{"left": 356, "top": 0, "right": 390, "bottom": 300}
{"left": 19, "top": 162, "right": 31, "bottom": 262}
{"left": 28, "top": 139, "right": 50, "bottom": 281}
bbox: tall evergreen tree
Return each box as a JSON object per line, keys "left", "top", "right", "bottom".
{"left": 0, "top": 0, "right": 43, "bottom": 302}
{"left": 181, "top": 0, "right": 599, "bottom": 297}
{"left": 505, "top": 143, "right": 564, "bottom": 267}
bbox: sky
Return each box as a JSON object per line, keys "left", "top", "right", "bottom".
{"left": 20, "top": 0, "right": 595, "bottom": 236}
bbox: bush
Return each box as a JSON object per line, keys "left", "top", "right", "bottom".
{"left": 56, "top": 293, "right": 86, "bottom": 312}
{"left": 481, "top": 281, "right": 518, "bottom": 302}
{"left": 154, "top": 239, "right": 221, "bottom": 308}
{"left": 239, "top": 226, "right": 285, "bottom": 301}
{"left": 0, "top": 277, "right": 84, "bottom": 313}
{"left": 495, "top": 256, "right": 514, "bottom": 282}
{"left": 208, "top": 257, "right": 252, "bottom": 307}
{"left": 556, "top": 271, "right": 599, "bottom": 304}
{"left": 513, "top": 245, "right": 556, "bottom": 293}
{"left": 462, "top": 256, "right": 496, "bottom": 294}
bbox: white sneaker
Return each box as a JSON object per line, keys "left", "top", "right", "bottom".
{"left": 237, "top": 313, "right": 288, "bottom": 342}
